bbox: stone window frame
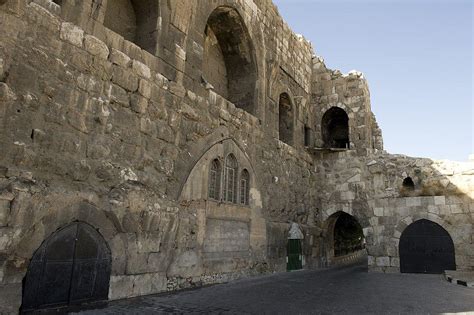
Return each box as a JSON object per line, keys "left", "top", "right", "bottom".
{"left": 208, "top": 159, "right": 222, "bottom": 201}
{"left": 224, "top": 154, "right": 239, "bottom": 203}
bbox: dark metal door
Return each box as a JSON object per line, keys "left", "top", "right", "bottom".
{"left": 21, "top": 222, "right": 111, "bottom": 313}
{"left": 287, "top": 239, "right": 302, "bottom": 271}
{"left": 399, "top": 219, "right": 455, "bottom": 274}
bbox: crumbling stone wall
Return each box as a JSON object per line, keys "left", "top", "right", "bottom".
{"left": 0, "top": 0, "right": 472, "bottom": 314}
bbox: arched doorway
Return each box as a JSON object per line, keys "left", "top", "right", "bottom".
{"left": 333, "top": 212, "right": 364, "bottom": 257}
{"left": 287, "top": 223, "right": 303, "bottom": 271}
{"left": 203, "top": 6, "right": 257, "bottom": 115}
{"left": 321, "top": 107, "right": 349, "bottom": 149}
{"left": 21, "top": 222, "right": 111, "bottom": 313}
{"left": 399, "top": 219, "right": 455, "bottom": 274}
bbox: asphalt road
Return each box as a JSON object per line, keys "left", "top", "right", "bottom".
{"left": 76, "top": 260, "right": 474, "bottom": 314}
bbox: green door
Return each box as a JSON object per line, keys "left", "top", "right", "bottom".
{"left": 287, "top": 239, "right": 302, "bottom": 271}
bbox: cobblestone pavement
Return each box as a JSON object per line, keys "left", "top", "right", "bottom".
{"left": 75, "top": 261, "right": 474, "bottom": 314}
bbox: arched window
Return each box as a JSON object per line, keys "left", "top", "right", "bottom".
{"left": 402, "top": 177, "right": 415, "bottom": 191}
{"left": 279, "top": 93, "right": 294, "bottom": 145}
{"left": 203, "top": 6, "right": 257, "bottom": 115}
{"left": 103, "top": 0, "right": 159, "bottom": 54}
{"left": 208, "top": 159, "right": 221, "bottom": 200}
{"left": 224, "top": 154, "right": 238, "bottom": 203}
{"left": 240, "top": 169, "right": 250, "bottom": 205}
{"left": 321, "top": 107, "right": 349, "bottom": 149}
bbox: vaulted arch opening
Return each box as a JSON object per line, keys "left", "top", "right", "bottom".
{"left": 322, "top": 107, "right": 349, "bottom": 149}
{"left": 324, "top": 211, "right": 366, "bottom": 267}
{"left": 402, "top": 177, "right": 415, "bottom": 190}
{"left": 279, "top": 93, "right": 294, "bottom": 146}
{"left": 103, "top": 0, "right": 159, "bottom": 53}
{"left": 399, "top": 219, "right": 455, "bottom": 274}
{"left": 21, "top": 222, "right": 111, "bottom": 313}
{"left": 203, "top": 6, "right": 257, "bottom": 115}
{"left": 333, "top": 212, "right": 365, "bottom": 257}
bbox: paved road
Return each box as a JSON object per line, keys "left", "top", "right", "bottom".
{"left": 76, "top": 260, "right": 474, "bottom": 314}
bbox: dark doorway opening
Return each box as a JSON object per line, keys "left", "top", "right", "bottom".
{"left": 287, "top": 239, "right": 302, "bottom": 271}
{"left": 321, "top": 107, "right": 349, "bottom": 149}
{"left": 21, "top": 222, "right": 111, "bottom": 313}
{"left": 334, "top": 213, "right": 364, "bottom": 257}
{"left": 402, "top": 177, "right": 415, "bottom": 190}
{"left": 399, "top": 219, "right": 455, "bottom": 274}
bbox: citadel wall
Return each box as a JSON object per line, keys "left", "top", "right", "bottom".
{"left": 0, "top": 0, "right": 472, "bottom": 313}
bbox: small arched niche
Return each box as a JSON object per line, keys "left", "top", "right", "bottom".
{"left": 402, "top": 177, "right": 415, "bottom": 190}
{"left": 278, "top": 93, "right": 294, "bottom": 146}
{"left": 322, "top": 107, "right": 350, "bottom": 149}
{"left": 103, "top": 0, "right": 159, "bottom": 54}
{"left": 203, "top": 6, "right": 257, "bottom": 115}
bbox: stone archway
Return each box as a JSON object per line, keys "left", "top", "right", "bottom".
{"left": 203, "top": 6, "right": 257, "bottom": 115}
{"left": 21, "top": 222, "right": 111, "bottom": 313}
{"left": 324, "top": 211, "right": 366, "bottom": 266}
{"left": 399, "top": 219, "right": 456, "bottom": 274}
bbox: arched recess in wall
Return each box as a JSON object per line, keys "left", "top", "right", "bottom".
{"left": 321, "top": 107, "right": 350, "bottom": 149}
{"left": 399, "top": 219, "right": 455, "bottom": 274}
{"left": 323, "top": 211, "right": 366, "bottom": 265}
{"left": 278, "top": 93, "right": 294, "bottom": 146}
{"left": 179, "top": 138, "right": 258, "bottom": 205}
{"left": 203, "top": 6, "right": 258, "bottom": 115}
{"left": 103, "top": 0, "right": 159, "bottom": 54}
{"left": 21, "top": 222, "right": 111, "bottom": 313}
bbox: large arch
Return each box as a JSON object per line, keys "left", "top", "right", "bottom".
{"left": 103, "top": 0, "right": 160, "bottom": 53}
{"left": 21, "top": 222, "right": 111, "bottom": 313}
{"left": 323, "top": 211, "right": 366, "bottom": 266}
{"left": 321, "top": 107, "right": 350, "bottom": 149}
{"left": 399, "top": 219, "right": 456, "bottom": 274}
{"left": 203, "top": 6, "right": 257, "bottom": 115}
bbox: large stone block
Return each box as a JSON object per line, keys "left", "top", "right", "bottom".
{"left": 376, "top": 256, "right": 390, "bottom": 267}
{"left": 60, "top": 22, "right": 84, "bottom": 47}
{"left": 112, "top": 65, "right": 138, "bottom": 92}
{"left": 84, "top": 35, "right": 109, "bottom": 60}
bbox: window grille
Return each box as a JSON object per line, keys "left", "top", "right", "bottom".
{"left": 224, "top": 154, "right": 238, "bottom": 203}
{"left": 208, "top": 159, "right": 221, "bottom": 200}
{"left": 240, "top": 169, "right": 250, "bottom": 205}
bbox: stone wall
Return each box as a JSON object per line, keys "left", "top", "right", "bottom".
{"left": 0, "top": 0, "right": 472, "bottom": 314}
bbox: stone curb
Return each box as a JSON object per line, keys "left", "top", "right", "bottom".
{"left": 444, "top": 272, "right": 474, "bottom": 288}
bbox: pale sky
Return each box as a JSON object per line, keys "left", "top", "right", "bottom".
{"left": 273, "top": 0, "right": 473, "bottom": 162}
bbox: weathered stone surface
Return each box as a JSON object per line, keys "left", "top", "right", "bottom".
{"left": 84, "top": 35, "right": 109, "bottom": 60}
{"left": 60, "top": 22, "right": 84, "bottom": 47}
{"left": 0, "top": 1, "right": 472, "bottom": 313}
{"left": 110, "top": 48, "right": 131, "bottom": 67}
{"left": 131, "top": 60, "right": 151, "bottom": 79}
